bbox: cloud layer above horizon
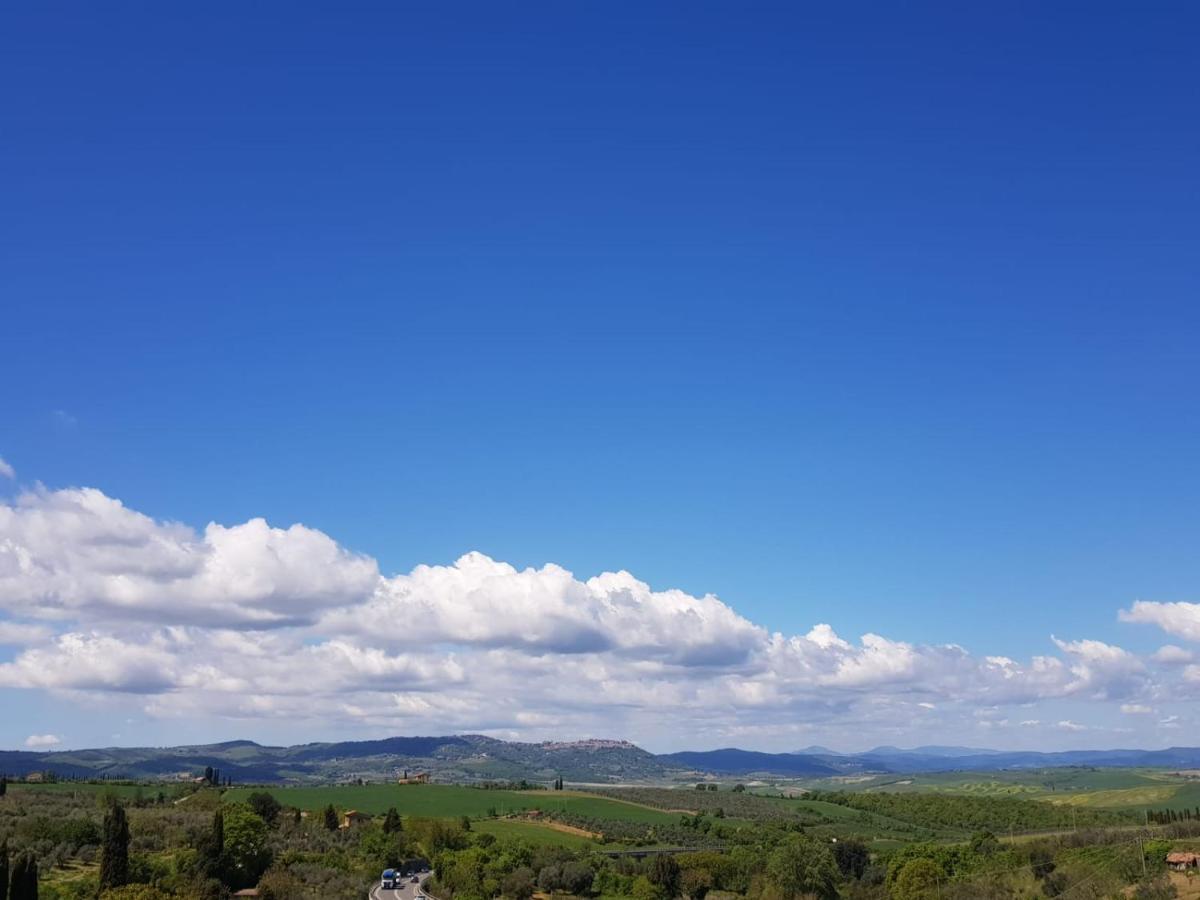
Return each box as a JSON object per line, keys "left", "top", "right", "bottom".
{"left": 1, "top": 483, "right": 1197, "bottom": 750}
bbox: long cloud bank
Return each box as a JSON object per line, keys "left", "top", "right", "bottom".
{"left": 0, "top": 484, "right": 1196, "bottom": 748}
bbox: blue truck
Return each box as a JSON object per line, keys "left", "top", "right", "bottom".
{"left": 381, "top": 869, "right": 398, "bottom": 889}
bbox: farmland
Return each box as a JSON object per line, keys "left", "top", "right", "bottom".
{"left": 222, "top": 783, "right": 680, "bottom": 823}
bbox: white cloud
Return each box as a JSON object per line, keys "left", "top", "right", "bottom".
{"left": 1120, "top": 704, "right": 1153, "bottom": 715}
{"left": 1152, "top": 645, "right": 1194, "bottom": 665}
{"left": 1020, "top": 720, "right": 1040, "bottom": 727}
{"left": 1120, "top": 601, "right": 1200, "bottom": 642}
{"left": 0, "top": 487, "right": 379, "bottom": 627}
{"left": 25, "top": 734, "right": 61, "bottom": 748}
{"left": 0, "top": 483, "right": 1188, "bottom": 748}
{"left": 324, "top": 552, "right": 764, "bottom": 666}
{"left": 0, "top": 457, "right": 14, "bottom": 480}
{"left": 1057, "top": 720, "right": 1088, "bottom": 732}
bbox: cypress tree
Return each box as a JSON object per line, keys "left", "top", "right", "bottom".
{"left": 100, "top": 802, "right": 130, "bottom": 889}
{"left": 382, "top": 807, "right": 402, "bottom": 834}
{"left": 9, "top": 852, "right": 36, "bottom": 900}
{"left": 323, "top": 804, "right": 338, "bottom": 831}
{"left": 0, "top": 776, "right": 7, "bottom": 797}
{"left": 198, "top": 809, "right": 225, "bottom": 879}
{"left": 0, "top": 838, "right": 8, "bottom": 900}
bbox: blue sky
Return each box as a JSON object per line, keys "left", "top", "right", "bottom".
{"left": 1, "top": 2, "right": 1199, "bottom": 752}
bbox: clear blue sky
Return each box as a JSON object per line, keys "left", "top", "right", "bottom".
{"left": 2, "top": 3, "right": 1199, "bottom": 749}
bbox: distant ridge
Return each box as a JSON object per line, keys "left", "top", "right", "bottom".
{"left": 5, "top": 736, "right": 1200, "bottom": 785}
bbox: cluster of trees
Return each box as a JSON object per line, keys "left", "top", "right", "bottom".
{"left": 805, "top": 789, "right": 1133, "bottom": 834}
{"left": 551, "top": 778, "right": 565, "bottom": 791}
{"left": 428, "top": 829, "right": 874, "bottom": 900}
{"left": 592, "top": 788, "right": 812, "bottom": 823}
{"left": 201, "top": 768, "right": 231, "bottom": 789}
{"left": 1147, "top": 806, "right": 1200, "bottom": 825}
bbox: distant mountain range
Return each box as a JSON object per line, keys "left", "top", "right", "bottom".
{"left": 5, "top": 735, "right": 1200, "bottom": 785}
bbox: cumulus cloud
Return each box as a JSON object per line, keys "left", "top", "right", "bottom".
{"left": 1152, "top": 645, "right": 1194, "bottom": 665}
{"left": 0, "top": 483, "right": 1187, "bottom": 747}
{"left": 25, "top": 734, "right": 61, "bottom": 748}
{"left": 0, "top": 457, "right": 14, "bottom": 480}
{"left": 0, "top": 487, "right": 379, "bottom": 627}
{"left": 1120, "top": 601, "right": 1200, "bottom": 642}
{"left": 1057, "top": 720, "right": 1088, "bottom": 732}
{"left": 323, "top": 552, "right": 765, "bottom": 666}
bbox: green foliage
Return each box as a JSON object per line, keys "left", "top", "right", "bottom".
{"left": 100, "top": 802, "right": 131, "bottom": 890}
{"left": 831, "top": 838, "right": 869, "bottom": 879}
{"left": 501, "top": 866, "right": 535, "bottom": 899}
{"left": 99, "top": 887, "right": 174, "bottom": 900}
{"left": 245, "top": 792, "right": 282, "bottom": 826}
{"left": 649, "top": 854, "right": 681, "bottom": 898}
{"left": 806, "top": 789, "right": 1131, "bottom": 834}
{"left": 322, "top": 804, "right": 338, "bottom": 831}
{"left": 891, "top": 858, "right": 941, "bottom": 900}
{"left": 765, "top": 835, "right": 839, "bottom": 900}
{"left": 220, "top": 804, "right": 273, "bottom": 889}
{"left": 383, "top": 807, "right": 403, "bottom": 834}
{"left": 256, "top": 867, "right": 304, "bottom": 899}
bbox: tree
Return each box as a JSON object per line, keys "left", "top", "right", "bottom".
{"left": 196, "top": 809, "right": 224, "bottom": 880}
{"left": 559, "top": 862, "right": 594, "bottom": 896}
{"left": 766, "top": 836, "right": 839, "bottom": 900}
{"left": 100, "top": 802, "right": 131, "bottom": 890}
{"left": 0, "top": 776, "right": 6, "bottom": 797}
{"left": 891, "top": 858, "right": 941, "bottom": 900}
{"left": 502, "top": 867, "right": 535, "bottom": 900}
{"left": 256, "top": 867, "right": 304, "bottom": 900}
{"left": 8, "top": 852, "right": 36, "bottom": 900}
{"left": 383, "top": 807, "right": 403, "bottom": 834}
{"left": 98, "top": 887, "right": 173, "bottom": 900}
{"left": 322, "top": 804, "right": 338, "bottom": 831}
{"left": 203, "top": 766, "right": 214, "bottom": 785}
{"left": 245, "top": 792, "right": 282, "bottom": 826}
{"left": 731, "top": 784, "right": 745, "bottom": 793}
{"left": 459, "top": 815, "right": 471, "bottom": 832}
{"left": 649, "top": 855, "right": 682, "bottom": 899}
{"left": 831, "top": 838, "right": 870, "bottom": 880}
{"left": 681, "top": 867, "right": 712, "bottom": 900}
{"left": 0, "top": 838, "right": 8, "bottom": 900}
{"left": 221, "top": 804, "right": 272, "bottom": 889}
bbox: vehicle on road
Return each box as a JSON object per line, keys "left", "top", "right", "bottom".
{"left": 381, "top": 869, "right": 398, "bottom": 889}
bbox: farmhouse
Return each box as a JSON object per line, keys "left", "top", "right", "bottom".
{"left": 398, "top": 770, "right": 430, "bottom": 784}
{"left": 1167, "top": 852, "right": 1199, "bottom": 871}
{"left": 341, "top": 810, "right": 371, "bottom": 829}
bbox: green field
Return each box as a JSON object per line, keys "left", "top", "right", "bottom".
{"left": 221, "top": 784, "right": 679, "bottom": 823}
{"left": 472, "top": 819, "right": 599, "bottom": 848}
{"left": 7, "top": 782, "right": 157, "bottom": 800}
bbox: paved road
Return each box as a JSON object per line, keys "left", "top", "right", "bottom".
{"left": 370, "top": 869, "right": 430, "bottom": 900}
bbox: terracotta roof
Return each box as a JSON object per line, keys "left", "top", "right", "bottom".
{"left": 1167, "top": 852, "right": 1198, "bottom": 863}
